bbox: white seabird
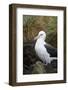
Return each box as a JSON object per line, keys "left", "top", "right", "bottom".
{"left": 34, "top": 31, "right": 57, "bottom": 65}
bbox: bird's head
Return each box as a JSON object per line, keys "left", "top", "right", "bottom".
{"left": 34, "top": 31, "right": 46, "bottom": 41}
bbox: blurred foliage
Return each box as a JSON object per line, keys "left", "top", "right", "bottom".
{"left": 23, "top": 15, "right": 57, "bottom": 48}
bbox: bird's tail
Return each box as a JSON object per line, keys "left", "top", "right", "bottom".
{"left": 50, "top": 57, "right": 57, "bottom": 60}
{"left": 47, "top": 57, "right": 57, "bottom": 64}
{"left": 46, "top": 57, "right": 57, "bottom": 65}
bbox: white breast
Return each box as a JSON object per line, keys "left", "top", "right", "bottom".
{"left": 35, "top": 39, "right": 51, "bottom": 64}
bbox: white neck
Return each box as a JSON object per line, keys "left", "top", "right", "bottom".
{"left": 36, "top": 38, "right": 46, "bottom": 45}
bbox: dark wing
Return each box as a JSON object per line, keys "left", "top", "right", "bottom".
{"left": 44, "top": 43, "right": 57, "bottom": 57}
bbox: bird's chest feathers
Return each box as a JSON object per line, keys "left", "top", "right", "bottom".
{"left": 35, "top": 39, "right": 46, "bottom": 53}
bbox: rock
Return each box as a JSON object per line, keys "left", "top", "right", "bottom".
{"left": 32, "top": 61, "right": 46, "bottom": 74}
{"left": 51, "top": 59, "right": 57, "bottom": 68}
{"left": 23, "top": 42, "right": 40, "bottom": 74}
{"left": 46, "top": 60, "right": 57, "bottom": 73}
{"left": 23, "top": 64, "right": 33, "bottom": 74}
{"left": 23, "top": 42, "right": 57, "bottom": 74}
{"left": 23, "top": 42, "right": 37, "bottom": 66}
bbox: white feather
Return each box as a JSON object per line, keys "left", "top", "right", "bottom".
{"left": 34, "top": 31, "right": 57, "bottom": 65}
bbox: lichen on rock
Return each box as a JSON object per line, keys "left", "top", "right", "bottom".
{"left": 32, "top": 61, "right": 46, "bottom": 74}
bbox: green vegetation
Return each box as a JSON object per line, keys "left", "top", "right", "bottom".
{"left": 23, "top": 15, "right": 57, "bottom": 48}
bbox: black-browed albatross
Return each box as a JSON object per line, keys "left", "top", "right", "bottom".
{"left": 34, "top": 31, "right": 57, "bottom": 65}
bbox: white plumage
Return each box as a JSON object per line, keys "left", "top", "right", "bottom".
{"left": 34, "top": 31, "right": 57, "bottom": 65}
